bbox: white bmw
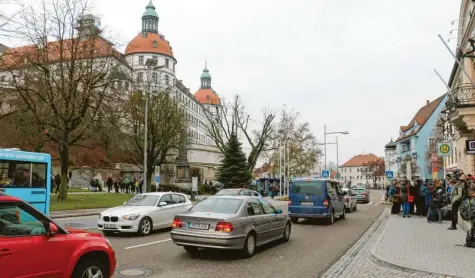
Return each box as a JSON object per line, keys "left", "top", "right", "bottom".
{"left": 97, "top": 192, "right": 193, "bottom": 236}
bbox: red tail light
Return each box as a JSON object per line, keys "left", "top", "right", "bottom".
{"left": 323, "top": 200, "right": 329, "bottom": 207}
{"left": 345, "top": 197, "right": 350, "bottom": 203}
{"left": 362, "top": 193, "right": 368, "bottom": 196}
{"left": 172, "top": 218, "right": 183, "bottom": 229}
{"left": 215, "top": 222, "right": 233, "bottom": 233}
{"left": 288, "top": 200, "right": 292, "bottom": 206}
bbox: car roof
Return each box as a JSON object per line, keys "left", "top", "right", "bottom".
{"left": 137, "top": 192, "right": 185, "bottom": 196}
{"left": 293, "top": 177, "right": 339, "bottom": 182}
{"left": 207, "top": 195, "right": 254, "bottom": 200}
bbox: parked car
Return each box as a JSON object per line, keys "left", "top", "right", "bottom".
{"left": 341, "top": 187, "right": 357, "bottom": 212}
{"left": 170, "top": 196, "right": 291, "bottom": 257}
{"left": 0, "top": 193, "right": 116, "bottom": 278}
{"left": 98, "top": 192, "right": 193, "bottom": 236}
{"left": 251, "top": 190, "right": 263, "bottom": 198}
{"left": 352, "top": 187, "right": 370, "bottom": 203}
{"left": 215, "top": 188, "right": 254, "bottom": 196}
{"left": 288, "top": 178, "right": 346, "bottom": 224}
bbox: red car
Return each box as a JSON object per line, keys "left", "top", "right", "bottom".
{"left": 0, "top": 193, "right": 116, "bottom": 278}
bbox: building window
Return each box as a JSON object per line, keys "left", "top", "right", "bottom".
{"left": 165, "top": 75, "right": 169, "bottom": 85}
{"left": 152, "top": 72, "right": 158, "bottom": 83}
{"left": 165, "top": 59, "right": 169, "bottom": 68}
{"left": 137, "top": 72, "right": 143, "bottom": 82}
{"left": 153, "top": 41, "right": 157, "bottom": 48}
{"left": 139, "top": 56, "right": 144, "bottom": 65}
{"left": 125, "top": 82, "right": 129, "bottom": 90}
{"left": 428, "top": 137, "right": 435, "bottom": 149}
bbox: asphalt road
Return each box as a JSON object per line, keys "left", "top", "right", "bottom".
{"left": 85, "top": 190, "right": 384, "bottom": 278}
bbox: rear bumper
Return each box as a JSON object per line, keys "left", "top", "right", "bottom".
{"left": 288, "top": 212, "right": 330, "bottom": 219}
{"left": 170, "top": 230, "right": 247, "bottom": 249}
{"left": 356, "top": 197, "right": 370, "bottom": 202}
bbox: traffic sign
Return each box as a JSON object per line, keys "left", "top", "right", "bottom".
{"left": 437, "top": 142, "right": 453, "bottom": 156}
{"left": 155, "top": 176, "right": 160, "bottom": 183}
{"left": 321, "top": 170, "right": 330, "bottom": 178}
{"left": 385, "top": 170, "right": 394, "bottom": 179}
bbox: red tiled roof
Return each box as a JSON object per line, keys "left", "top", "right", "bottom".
{"left": 395, "top": 94, "right": 446, "bottom": 143}
{"left": 194, "top": 88, "right": 221, "bottom": 105}
{"left": 341, "top": 154, "right": 380, "bottom": 167}
{"left": 125, "top": 32, "right": 174, "bottom": 57}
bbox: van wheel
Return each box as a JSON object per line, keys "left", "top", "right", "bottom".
{"left": 327, "top": 211, "right": 335, "bottom": 225}
{"left": 72, "top": 256, "right": 107, "bottom": 278}
{"left": 241, "top": 232, "right": 256, "bottom": 258}
{"left": 291, "top": 217, "right": 299, "bottom": 224}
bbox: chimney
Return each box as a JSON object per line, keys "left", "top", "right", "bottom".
{"left": 426, "top": 100, "right": 430, "bottom": 105}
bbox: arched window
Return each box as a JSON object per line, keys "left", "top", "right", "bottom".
{"left": 152, "top": 40, "right": 157, "bottom": 48}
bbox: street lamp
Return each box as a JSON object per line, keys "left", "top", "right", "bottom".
{"left": 324, "top": 125, "right": 349, "bottom": 175}
{"left": 317, "top": 136, "right": 339, "bottom": 178}
{"left": 143, "top": 58, "right": 164, "bottom": 193}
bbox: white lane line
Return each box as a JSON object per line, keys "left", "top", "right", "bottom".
{"left": 124, "top": 238, "right": 172, "bottom": 250}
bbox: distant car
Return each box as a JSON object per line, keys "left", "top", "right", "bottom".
{"left": 170, "top": 196, "right": 291, "bottom": 258}
{"left": 352, "top": 187, "right": 370, "bottom": 203}
{"left": 0, "top": 193, "right": 116, "bottom": 278}
{"left": 215, "top": 188, "right": 254, "bottom": 196}
{"left": 288, "top": 178, "right": 346, "bottom": 225}
{"left": 251, "top": 190, "right": 263, "bottom": 198}
{"left": 98, "top": 192, "right": 193, "bottom": 236}
{"left": 341, "top": 187, "right": 357, "bottom": 212}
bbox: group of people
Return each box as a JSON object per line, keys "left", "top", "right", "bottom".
{"left": 105, "top": 176, "right": 143, "bottom": 194}
{"left": 386, "top": 170, "right": 475, "bottom": 247}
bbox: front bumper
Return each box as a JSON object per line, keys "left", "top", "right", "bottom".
{"left": 97, "top": 219, "right": 140, "bottom": 233}
{"left": 288, "top": 212, "right": 330, "bottom": 219}
{"left": 170, "top": 230, "right": 247, "bottom": 249}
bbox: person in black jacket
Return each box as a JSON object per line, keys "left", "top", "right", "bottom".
{"left": 415, "top": 179, "right": 425, "bottom": 217}
{"left": 409, "top": 181, "right": 418, "bottom": 215}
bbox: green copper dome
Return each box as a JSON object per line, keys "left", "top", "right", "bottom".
{"left": 142, "top": 1, "right": 158, "bottom": 18}
{"left": 201, "top": 68, "right": 211, "bottom": 79}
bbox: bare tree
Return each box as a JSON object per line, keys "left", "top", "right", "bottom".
{"left": 0, "top": 0, "right": 18, "bottom": 38}
{"left": 0, "top": 0, "right": 126, "bottom": 200}
{"left": 205, "top": 95, "right": 275, "bottom": 173}
{"left": 122, "top": 90, "right": 189, "bottom": 192}
{"left": 363, "top": 157, "right": 385, "bottom": 184}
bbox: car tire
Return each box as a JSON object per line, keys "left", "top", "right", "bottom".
{"left": 354, "top": 203, "right": 357, "bottom": 211}
{"left": 347, "top": 205, "right": 353, "bottom": 213}
{"left": 183, "top": 246, "right": 199, "bottom": 255}
{"left": 138, "top": 217, "right": 153, "bottom": 236}
{"left": 281, "top": 222, "right": 291, "bottom": 242}
{"left": 72, "top": 255, "right": 108, "bottom": 278}
{"left": 241, "top": 232, "right": 257, "bottom": 258}
{"left": 291, "top": 217, "right": 299, "bottom": 224}
{"left": 327, "top": 211, "right": 335, "bottom": 225}
{"left": 340, "top": 208, "right": 346, "bottom": 219}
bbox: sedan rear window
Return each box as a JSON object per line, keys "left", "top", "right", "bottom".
{"left": 291, "top": 181, "right": 324, "bottom": 195}
{"left": 215, "top": 189, "right": 241, "bottom": 196}
{"left": 191, "top": 198, "right": 243, "bottom": 214}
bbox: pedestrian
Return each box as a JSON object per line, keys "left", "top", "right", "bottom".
{"left": 391, "top": 181, "right": 401, "bottom": 215}
{"left": 68, "top": 170, "right": 72, "bottom": 191}
{"left": 54, "top": 174, "right": 61, "bottom": 194}
{"left": 114, "top": 178, "right": 119, "bottom": 194}
{"left": 430, "top": 180, "right": 444, "bottom": 223}
{"left": 448, "top": 176, "right": 465, "bottom": 230}
{"left": 106, "top": 176, "right": 113, "bottom": 193}
{"left": 401, "top": 180, "right": 411, "bottom": 218}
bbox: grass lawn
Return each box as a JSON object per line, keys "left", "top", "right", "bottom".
{"left": 50, "top": 193, "right": 134, "bottom": 211}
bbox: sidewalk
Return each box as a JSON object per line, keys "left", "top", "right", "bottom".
{"left": 322, "top": 208, "right": 475, "bottom": 278}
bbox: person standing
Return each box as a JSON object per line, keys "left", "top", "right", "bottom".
{"left": 401, "top": 180, "right": 410, "bottom": 218}
{"left": 448, "top": 177, "right": 464, "bottom": 230}
{"left": 106, "top": 176, "right": 113, "bottom": 193}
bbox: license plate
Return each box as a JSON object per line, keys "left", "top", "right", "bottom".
{"left": 188, "top": 223, "right": 209, "bottom": 230}
{"left": 104, "top": 224, "right": 116, "bottom": 229}
{"left": 301, "top": 201, "right": 313, "bottom": 206}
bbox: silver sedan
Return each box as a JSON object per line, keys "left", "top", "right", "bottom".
{"left": 170, "top": 195, "right": 291, "bottom": 257}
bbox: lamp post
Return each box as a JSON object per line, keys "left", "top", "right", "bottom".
{"left": 143, "top": 58, "right": 164, "bottom": 193}
{"left": 324, "top": 125, "right": 349, "bottom": 174}
{"left": 317, "top": 136, "right": 339, "bottom": 178}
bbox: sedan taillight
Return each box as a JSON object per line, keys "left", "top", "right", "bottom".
{"left": 172, "top": 218, "right": 183, "bottom": 229}
{"left": 215, "top": 222, "right": 233, "bottom": 233}
{"left": 288, "top": 200, "right": 292, "bottom": 206}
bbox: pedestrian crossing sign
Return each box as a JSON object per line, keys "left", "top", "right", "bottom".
{"left": 321, "top": 170, "right": 330, "bottom": 178}
{"left": 385, "top": 171, "right": 394, "bottom": 179}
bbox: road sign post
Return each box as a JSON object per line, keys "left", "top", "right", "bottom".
{"left": 154, "top": 166, "right": 160, "bottom": 192}
{"left": 385, "top": 170, "right": 394, "bottom": 179}
{"left": 321, "top": 170, "right": 330, "bottom": 179}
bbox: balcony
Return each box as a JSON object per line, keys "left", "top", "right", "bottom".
{"left": 446, "top": 84, "right": 475, "bottom": 135}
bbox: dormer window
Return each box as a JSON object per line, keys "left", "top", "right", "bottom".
{"left": 152, "top": 40, "right": 157, "bottom": 48}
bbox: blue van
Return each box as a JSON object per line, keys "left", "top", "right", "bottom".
{"left": 288, "top": 178, "right": 346, "bottom": 224}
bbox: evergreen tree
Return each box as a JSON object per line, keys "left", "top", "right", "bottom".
{"left": 216, "top": 133, "right": 252, "bottom": 188}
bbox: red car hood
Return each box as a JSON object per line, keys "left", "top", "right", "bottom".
{"left": 66, "top": 228, "right": 104, "bottom": 238}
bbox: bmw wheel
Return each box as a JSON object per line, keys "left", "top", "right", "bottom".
{"left": 241, "top": 232, "right": 257, "bottom": 258}
{"left": 138, "top": 217, "right": 152, "bottom": 236}
{"left": 282, "top": 222, "right": 291, "bottom": 242}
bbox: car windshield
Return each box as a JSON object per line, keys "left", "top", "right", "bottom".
{"left": 124, "top": 195, "right": 159, "bottom": 206}
{"left": 191, "top": 198, "right": 243, "bottom": 214}
{"left": 215, "top": 189, "right": 241, "bottom": 196}
{"left": 291, "top": 181, "right": 324, "bottom": 195}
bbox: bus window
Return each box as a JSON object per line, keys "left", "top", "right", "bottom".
{"left": 0, "top": 160, "right": 47, "bottom": 188}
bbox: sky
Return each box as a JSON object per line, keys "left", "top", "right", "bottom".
{"left": 1, "top": 0, "right": 462, "bottom": 166}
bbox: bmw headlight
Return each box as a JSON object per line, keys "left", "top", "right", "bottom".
{"left": 122, "top": 214, "right": 140, "bottom": 221}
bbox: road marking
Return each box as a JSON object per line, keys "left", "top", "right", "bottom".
{"left": 124, "top": 238, "right": 172, "bottom": 250}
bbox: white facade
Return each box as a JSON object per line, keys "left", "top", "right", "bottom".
{"left": 339, "top": 166, "right": 374, "bottom": 186}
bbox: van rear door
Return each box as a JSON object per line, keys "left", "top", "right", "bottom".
{"left": 289, "top": 181, "right": 327, "bottom": 215}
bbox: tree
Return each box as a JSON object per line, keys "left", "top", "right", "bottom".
{"left": 266, "top": 108, "right": 321, "bottom": 177}
{"left": 0, "top": 0, "right": 17, "bottom": 39}
{"left": 122, "top": 90, "right": 189, "bottom": 192}
{"left": 205, "top": 95, "right": 275, "bottom": 173}
{"left": 0, "top": 109, "right": 48, "bottom": 151}
{"left": 216, "top": 133, "right": 252, "bottom": 188}
{"left": 363, "top": 157, "right": 385, "bottom": 182}
{"left": 0, "top": 0, "right": 125, "bottom": 200}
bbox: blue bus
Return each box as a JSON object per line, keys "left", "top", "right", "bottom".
{"left": 0, "top": 148, "right": 52, "bottom": 215}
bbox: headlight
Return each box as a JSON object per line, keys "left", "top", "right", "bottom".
{"left": 122, "top": 214, "right": 140, "bottom": 221}
{"left": 98, "top": 213, "right": 103, "bottom": 219}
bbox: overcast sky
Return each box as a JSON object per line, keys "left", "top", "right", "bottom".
{"left": 2, "top": 0, "right": 462, "bottom": 166}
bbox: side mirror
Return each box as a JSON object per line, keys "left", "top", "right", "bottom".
{"left": 276, "top": 209, "right": 283, "bottom": 214}
{"left": 43, "top": 221, "right": 58, "bottom": 236}
{"left": 159, "top": 201, "right": 168, "bottom": 206}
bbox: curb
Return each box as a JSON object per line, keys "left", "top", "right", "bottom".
{"left": 51, "top": 212, "right": 100, "bottom": 219}
{"left": 369, "top": 214, "right": 464, "bottom": 278}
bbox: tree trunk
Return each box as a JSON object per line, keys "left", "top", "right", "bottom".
{"left": 57, "top": 141, "right": 69, "bottom": 201}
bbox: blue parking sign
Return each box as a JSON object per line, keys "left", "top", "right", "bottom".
{"left": 155, "top": 176, "right": 160, "bottom": 183}
{"left": 385, "top": 171, "right": 394, "bottom": 179}
{"left": 321, "top": 170, "right": 330, "bottom": 178}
